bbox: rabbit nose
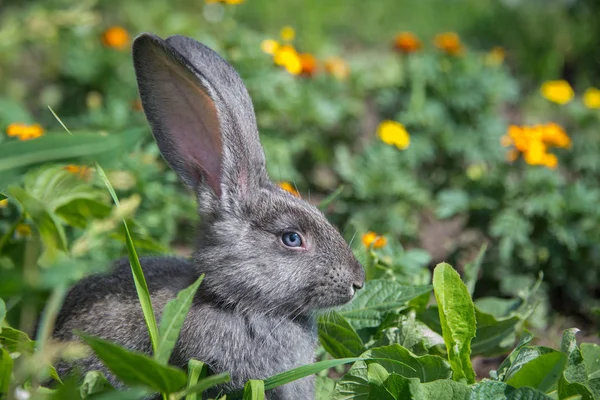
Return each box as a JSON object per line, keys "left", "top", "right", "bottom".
{"left": 352, "top": 280, "right": 364, "bottom": 291}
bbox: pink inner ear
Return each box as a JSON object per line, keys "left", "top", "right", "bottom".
{"left": 158, "top": 57, "right": 223, "bottom": 195}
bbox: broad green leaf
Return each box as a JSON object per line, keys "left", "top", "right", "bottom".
{"left": 315, "top": 376, "right": 336, "bottom": 400}
{"left": 96, "top": 164, "right": 159, "bottom": 355}
{"left": 471, "top": 308, "right": 520, "bottom": 356}
{"left": 494, "top": 331, "right": 534, "bottom": 380}
{"left": 0, "top": 347, "right": 13, "bottom": 394}
{"left": 338, "top": 280, "right": 432, "bottom": 329}
{"left": 432, "top": 263, "right": 476, "bottom": 383}
{"left": 77, "top": 332, "right": 187, "bottom": 394}
{"left": 374, "top": 315, "right": 443, "bottom": 356}
{"left": 186, "top": 360, "right": 208, "bottom": 400}
{"left": 243, "top": 380, "right": 265, "bottom": 400}
{"left": 264, "top": 357, "right": 363, "bottom": 391}
{"left": 471, "top": 380, "right": 554, "bottom": 400}
{"left": 87, "top": 388, "right": 151, "bottom": 400}
{"left": 581, "top": 343, "right": 600, "bottom": 379}
{"left": 0, "top": 326, "right": 35, "bottom": 353}
{"left": 419, "top": 379, "right": 471, "bottom": 400}
{"left": 318, "top": 311, "right": 366, "bottom": 358}
{"left": 505, "top": 351, "right": 567, "bottom": 392}
{"left": 81, "top": 371, "right": 114, "bottom": 398}
{"left": 156, "top": 275, "right": 204, "bottom": 364}
{"left": 559, "top": 329, "right": 594, "bottom": 400}
{"left": 503, "top": 346, "right": 558, "bottom": 382}
{"left": 175, "top": 373, "right": 231, "bottom": 399}
{"left": 332, "top": 345, "right": 451, "bottom": 399}
{"left": 0, "top": 130, "right": 144, "bottom": 188}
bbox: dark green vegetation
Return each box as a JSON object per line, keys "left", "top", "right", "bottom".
{"left": 1, "top": 0, "right": 600, "bottom": 399}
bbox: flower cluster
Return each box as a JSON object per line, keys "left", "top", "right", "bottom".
{"left": 261, "top": 26, "right": 349, "bottom": 79}
{"left": 540, "top": 80, "right": 600, "bottom": 109}
{"left": 393, "top": 32, "right": 422, "bottom": 53}
{"left": 502, "top": 123, "right": 571, "bottom": 169}
{"left": 377, "top": 120, "right": 411, "bottom": 150}
{"left": 362, "top": 231, "right": 387, "bottom": 249}
{"left": 6, "top": 123, "right": 45, "bottom": 141}
{"left": 101, "top": 26, "right": 130, "bottom": 50}
{"left": 392, "top": 31, "right": 466, "bottom": 56}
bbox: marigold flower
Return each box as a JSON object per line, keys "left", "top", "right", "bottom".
{"left": 101, "top": 26, "right": 130, "bottom": 50}
{"left": 393, "top": 32, "right": 422, "bottom": 54}
{"left": 280, "top": 26, "right": 296, "bottom": 42}
{"left": 274, "top": 45, "right": 302, "bottom": 75}
{"left": 0, "top": 199, "right": 8, "bottom": 208}
{"left": 64, "top": 165, "right": 92, "bottom": 180}
{"left": 260, "top": 39, "right": 280, "bottom": 55}
{"left": 504, "top": 123, "right": 570, "bottom": 169}
{"left": 583, "top": 87, "right": 600, "bottom": 109}
{"left": 485, "top": 47, "right": 505, "bottom": 66}
{"left": 377, "top": 120, "right": 410, "bottom": 150}
{"left": 298, "top": 53, "right": 318, "bottom": 77}
{"left": 540, "top": 80, "right": 574, "bottom": 105}
{"left": 15, "top": 223, "right": 32, "bottom": 237}
{"left": 205, "top": 0, "right": 244, "bottom": 4}
{"left": 324, "top": 57, "right": 350, "bottom": 80}
{"left": 540, "top": 123, "right": 570, "bottom": 148}
{"left": 362, "top": 231, "right": 387, "bottom": 249}
{"left": 279, "top": 182, "right": 300, "bottom": 197}
{"left": 6, "top": 122, "right": 44, "bottom": 141}
{"left": 434, "top": 32, "right": 464, "bottom": 55}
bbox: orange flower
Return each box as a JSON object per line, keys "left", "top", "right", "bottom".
{"left": 393, "top": 32, "right": 422, "bottom": 54}
{"left": 362, "top": 231, "right": 387, "bottom": 249}
{"left": 279, "top": 182, "right": 300, "bottom": 197}
{"left": 298, "top": 53, "right": 318, "bottom": 77}
{"left": 434, "top": 32, "right": 464, "bottom": 55}
{"left": 324, "top": 57, "right": 350, "bottom": 80}
{"left": 64, "top": 165, "right": 92, "bottom": 179}
{"left": 504, "top": 123, "right": 570, "bottom": 169}
{"left": 6, "top": 123, "right": 44, "bottom": 141}
{"left": 101, "top": 26, "right": 130, "bottom": 50}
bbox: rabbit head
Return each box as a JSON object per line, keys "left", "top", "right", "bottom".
{"left": 132, "top": 34, "right": 364, "bottom": 318}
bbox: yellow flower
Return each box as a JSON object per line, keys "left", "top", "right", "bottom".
{"left": 434, "top": 32, "right": 464, "bottom": 56}
{"left": 280, "top": 26, "right": 296, "bottom": 42}
{"left": 542, "top": 153, "right": 558, "bottom": 169}
{"left": 504, "top": 123, "right": 570, "bottom": 169}
{"left": 324, "top": 57, "right": 350, "bottom": 80}
{"left": 0, "top": 199, "right": 8, "bottom": 208}
{"left": 274, "top": 44, "right": 302, "bottom": 75}
{"left": 377, "top": 120, "right": 410, "bottom": 150}
{"left": 393, "top": 32, "right": 422, "bottom": 54}
{"left": 15, "top": 223, "right": 32, "bottom": 237}
{"left": 540, "top": 80, "right": 574, "bottom": 105}
{"left": 540, "top": 123, "right": 570, "bottom": 148}
{"left": 261, "top": 39, "right": 280, "bottom": 55}
{"left": 485, "top": 47, "right": 505, "bottom": 66}
{"left": 279, "top": 182, "right": 300, "bottom": 197}
{"left": 583, "top": 87, "right": 600, "bottom": 109}
{"left": 523, "top": 140, "right": 547, "bottom": 166}
{"left": 362, "top": 231, "right": 387, "bottom": 249}
{"left": 101, "top": 26, "right": 130, "bottom": 50}
{"left": 6, "top": 122, "right": 44, "bottom": 141}
{"left": 298, "top": 53, "right": 318, "bottom": 77}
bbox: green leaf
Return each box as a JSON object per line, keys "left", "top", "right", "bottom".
{"left": 318, "top": 311, "right": 366, "bottom": 358}
{"left": 264, "top": 358, "right": 363, "bottom": 391}
{"left": 87, "top": 388, "right": 151, "bottom": 400}
{"left": 494, "top": 331, "right": 534, "bottom": 380}
{"left": 503, "top": 346, "right": 557, "bottom": 382}
{"left": 337, "top": 280, "right": 432, "bottom": 329}
{"left": 77, "top": 332, "right": 187, "bottom": 394}
{"left": 432, "top": 263, "right": 476, "bottom": 383}
{"left": 332, "top": 345, "right": 451, "bottom": 399}
{"left": 156, "top": 275, "right": 204, "bottom": 364}
{"left": 505, "top": 351, "right": 567, "bottom": 392}
{"left": 0, "top": 326, "right": 35, "bottom": 353}
{"left": 374, "top": 315, "right": 443, "bottom": 356}
{"left": 581, "top": 343, "right": 600, "bottom": 379}
{"left": 471, "top": 308, "right": 520, "bottom": 357}
{"left": 471, "top": 380, "right": 554, "bottom": 400}
{"left": 175, "top": 373, "right": 231, "bottom": 399}
{"left": 185, "top": 360, "right": 208, "bottom": 400}
{"left": 315, "top": 376, "right": 336, "bottom": 400}
{"left": 0, "top": 130, "right": 144, "bottom": 188}
{"left": 0, "top": 347, "right": 13, "bottom": 394}
{"left": 96, "top": 164, "right": 160, "bottom": 356}
{"left": 419, "top": 379, "right": 471, "bottom": 400}
{"left": 243, "top": 380, "right": 265, "bottom": 400}
{"left": 559, "top": 329, "right": 595, "bottom": 400}
{"left": 80, "top": 371, "right": 114, "bottom": 398}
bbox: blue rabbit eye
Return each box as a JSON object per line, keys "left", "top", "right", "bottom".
{"left": 282, "top": 232, "right": 303, "bottom": 248}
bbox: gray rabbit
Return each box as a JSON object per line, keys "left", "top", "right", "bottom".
{"left": 52, "top": 33, "right": 365, "bottom": 399}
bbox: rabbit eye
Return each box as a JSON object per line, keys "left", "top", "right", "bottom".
{"left": 281, "top": 232, "right": 303, "bottom": 248}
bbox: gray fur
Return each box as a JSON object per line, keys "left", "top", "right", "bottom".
{"left": 52, "top": 33, "right": 364, "bottom": 399}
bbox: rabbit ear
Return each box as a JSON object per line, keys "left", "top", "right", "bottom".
{"left": 132, "top": 33, "right": 268, "bottom": 199}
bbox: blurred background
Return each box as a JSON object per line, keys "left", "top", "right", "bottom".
{"left": 1, "top": 0, "right": 599, "bottom": 339}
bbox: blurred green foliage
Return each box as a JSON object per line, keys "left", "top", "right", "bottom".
{"left": 0, "top": 0, "right": 599, "bottom": 380}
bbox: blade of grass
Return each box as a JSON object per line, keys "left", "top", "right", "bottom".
{"left": 95, "top": 164, "right": 159, "bottom": 355}
{"left": 48, "top": 106, "right": 72, "bottom": 135}
{"left": 175, "top": 372, "right": 231, "bottom": 399}
{"left": 186, "top": 360, "right": 208, "bottom": 400}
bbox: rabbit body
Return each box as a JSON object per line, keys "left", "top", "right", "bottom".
{"left": 54, "top": 258, "right": 316, "bottom": 399}
{"left": 52, "top": 33, "right": 364, "bottom": 399}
